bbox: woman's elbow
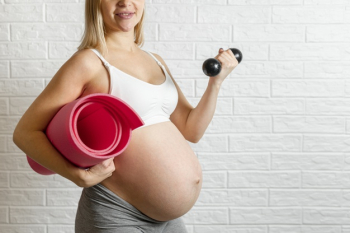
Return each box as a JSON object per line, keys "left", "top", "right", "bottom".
{"left": 188, "top": 134, "right": 201, "bottom": 144}
{"left": 12, "top": 124, "right": 29, "bottom": 147}
{"left": 12, "top": 126, "right": 23, "bottom": 146}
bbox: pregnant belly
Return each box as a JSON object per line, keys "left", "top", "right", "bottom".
{"left": 101, "top": 121, "right": 203, "bottom": 221}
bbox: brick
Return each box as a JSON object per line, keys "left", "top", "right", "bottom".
{"left": 202, "top": 171, "right": 226, "bottom": 188}
{"left": 186, "top": 226, "right": 193, "bottom": 233}
{"left": 304, "top": 135, "right": 350, "bottom": 152}
{"left": 234, "top": 61, "right": 303, "bottom": 78}
{"left": 10, "top": 207, "right": 76, "bottom": 223}
{"left": 194, "top": 225, "right": 266, "bottom": 233}
{"left": 0, "top": 154, "right": 32, "bottom": 171}
{"left": 230, "top": 208, "right": 301, "bottom": 224}
{"left": 199, "top": 6, "right": 270, "bottom": 24}
{"left": 307, "top": 25, "right": 350, "bottom": 42}
{"left": 11, "top": 23, "right": 83, "bottom": 41}
{"left": 196, "top": 79, "right": 270, "bottom": 97}
{"left": 0, "top": 42, "right": 46, "bottom": 59}
{"left": 0, "top": 172, "right": 8, "bottom": 187}
{"left": 270, "top": 189, "right": 343, "bottom": 206}
{"left": 229, "top": 0, "right": 303, "bottom": 4}
{"left": 273, "top": 6, "right": 345, "bottom": 23}
{"left": 9, "top": 97, "right": 35, "bottom": 115}
{"left": 160, "top": 24, "right": 230, "bottom": 42}
{"left": 0, "top": 225, "right": 45, "bottom": 233}
{"left": 272, "top": 80, "right": 344, "bottom": 97}
{"left": 206, "top": 116, "right": 270, "bottom": 133}
{"left": 11, "top": 172, "right": 77, "bottom": 188}
{"left": 270, "top": 225, "right": 340, "bottom": 233}
{"left": 143, "top": 42, "right": 193, "bottom": 60}
{"left": 271, "top": 44, "right": 350, "bottom": 61}
{"left": 235, "top": 25, "right": 304, "bottom": 42}
{"left": 153, "top": 0, "right": 226, "bottom": 4}
{"left": 0, "top": 136, "right": 6, "bottom": 153}
{"left": 306, "top": 99, "right": 350, "bottom": 115}
{"left": 305, "top": 0, "right": 350, "bottom": 5}
{"left": 302, "top": 172, "right": 350, "bottom": 188}
{"left": 47, "top": 225, "right": 74, "bottom": 233}
{"left": 0, "top": 79, "right": 44, "bottom": 97}
{"left": 0, "top": 5, "right": 43, "bottom": 22}
{"left": 49, "top": 41, "right": 80, "bottom": 59}
{"left": 0, "top": 189, "right": 44, "bottom": 206}
{"left": 0, "top": 207, "right": 7, "bottom": 223}
{"left": 146, "top": 5, "right": 195, "bottom": 23}
{"left": 143, "top": 23, "right": 157, "bottom": 41}
{"left": 46, "top": 3, "right": 84, "bottom": 22}
{"left": 305, "top": 62, "right": 350, "bottom": 79}
{"left": 198, "top": 152, "right": 269, "bottom": 171}
{"left": 346, "top": 80, "right": 350, "bottom": 96}
{"left": 0, "top": 98, "right": 8, "bottom": 115}
{"left": 304, "top": 209, "right": 350, "bottom": 224}
{"left": 197, "top": 189, "right": 267, "bottom": 206}
{"left": 235, "top": 98, "right": 304, "bottom": 115}
{"left": 0, "top": 24, "right": 9, "bottom": 41}
{"left": 0, "top": 61, "right": 9, "bottom": 78}
{"left": 271, "top": 153, "right": 343, "bottom": 170}
{"left": 183, "top": 207, "right": 228, "bottom": 224}
{"left": 229, "top": 134, "right": 301, "bottom": 152}
{"left": 343, "top": 226, "right": 350, "bottom": 233}
{"left": 46, "top": 189, "right": 82, "bottom": 206}
{"left": 6, "top": 0, "right": 78, "bottom": 2}
{"left": 11, "top": 60, "right": 63, "bottom": 78}
{"left": 273, "top": 116, "right": 345, "bottom": 133}
{"left": 228, "top": 171, "right": 300, "bottom": 188}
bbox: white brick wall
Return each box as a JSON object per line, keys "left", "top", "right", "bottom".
{"left": 1, "top": 0, "right": 349, "bottom": 232}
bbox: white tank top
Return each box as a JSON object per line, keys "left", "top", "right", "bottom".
{"left": 90, "top": 49, "right": 178, "bottom": 129}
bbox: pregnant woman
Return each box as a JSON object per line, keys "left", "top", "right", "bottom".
{"left": 13, "top": 0, "right": 238, "bottom": 232}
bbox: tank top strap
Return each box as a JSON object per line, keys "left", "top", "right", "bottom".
{"left": 143, "top": 50, "right": 164, "bottom": 68}
{"left": 90, "top": 49, "right": 110, "bottom": 68}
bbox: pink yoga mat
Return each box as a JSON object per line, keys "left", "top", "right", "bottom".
{"left": 27, "top": 93, "right": 144, "bottom": 175}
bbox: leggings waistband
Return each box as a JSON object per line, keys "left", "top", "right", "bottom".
{"left": 85, "top": 183, "right": 163, "bottom": 223}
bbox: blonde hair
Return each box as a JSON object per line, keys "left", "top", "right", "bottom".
{"left": 78, "top": 0, "right": 145, "bottom": 56}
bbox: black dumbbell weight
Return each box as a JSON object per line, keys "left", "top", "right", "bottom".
{"left": 202, "top": 48, "right": 243, "bottom": 77}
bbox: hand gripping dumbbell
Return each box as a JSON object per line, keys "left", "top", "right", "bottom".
{"left": 202, "top": 48, "right": 243, "bottom": 77}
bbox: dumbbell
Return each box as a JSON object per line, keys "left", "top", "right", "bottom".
{"left": 202, "top": 48, "right": 243, "bottom": 77}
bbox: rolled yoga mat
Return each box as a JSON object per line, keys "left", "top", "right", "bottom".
{"left": 27, "top": 93, "right": 144, "bottom": 175}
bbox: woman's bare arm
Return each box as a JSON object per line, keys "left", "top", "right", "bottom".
{"left": 12, "top": 49, "right": 114, "bottom": 187}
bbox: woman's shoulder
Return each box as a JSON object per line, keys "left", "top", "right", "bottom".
{"left": 60, "top": 48, "right": 104, "bottom": 79}
{"left": 68, "top": 48, "right": 101, "bottom": 68}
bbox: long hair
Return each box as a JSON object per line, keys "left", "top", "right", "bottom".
{"left": 78, "top": 0, "right": 145, "bottom": 56}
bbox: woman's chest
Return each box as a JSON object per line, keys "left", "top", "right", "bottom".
{"left": 108, "top": 52, "right": 166, "bottom": 85}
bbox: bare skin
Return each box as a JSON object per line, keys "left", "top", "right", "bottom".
{"left": 81, "top": 46, "right": 203, "bottom": 221}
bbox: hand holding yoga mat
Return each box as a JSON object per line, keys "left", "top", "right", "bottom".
{"left": 27, "top": 93, "right": 144, "bottom": 175}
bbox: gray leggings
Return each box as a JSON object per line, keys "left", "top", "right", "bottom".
{"left": 75, "top": 183, "right": 188, "bottom": 233}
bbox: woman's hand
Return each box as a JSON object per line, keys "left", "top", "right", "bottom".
{"left": 75, "top": 158, "right": 116, "bottom": 188}
{"left": 210, "top": 48, "right": 239, "bottom": 86}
